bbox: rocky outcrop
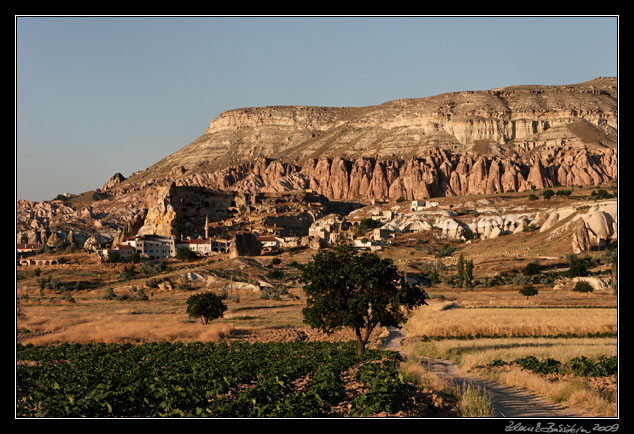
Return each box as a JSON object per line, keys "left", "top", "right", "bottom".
{"left": 135, "top": 77, "right": 616, "bottom": 181}
{"left": 101, "top": 172, "right": 127, "bottom": 191}
{"left": 164, "top": 146, "right": 616, "bottom": 202}
{"left": 16, "top": 78, "right": 618, "bottom": 251}
{"left": 230, "top": 232, "right": 261, "bottom": 258}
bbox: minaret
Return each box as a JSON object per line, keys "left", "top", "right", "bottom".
{"left": 205, "top": 215, "right": 209, "bottom": 240}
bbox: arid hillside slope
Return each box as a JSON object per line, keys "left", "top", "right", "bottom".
{"left": 17, "top": 78, "right": 617, "bottom": 250}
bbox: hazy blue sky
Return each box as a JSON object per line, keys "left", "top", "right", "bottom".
{"left": 16, "top": 16, "right": 618, "bottom": 202}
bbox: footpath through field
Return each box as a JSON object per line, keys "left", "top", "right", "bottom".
{"left": 381, "top": 327, "right": 582, "bottom": 418}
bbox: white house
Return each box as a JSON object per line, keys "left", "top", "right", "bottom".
{"left": 121, "top": 234, "right": 176, "bottom": 258}
{"left": 101, "top": 244, "right": 136, "bottom": 261}
{"left": 411, "top": 200, "right": 426, "bottom": 211}
{"left": 257, "top": 236, "right": 281, "bottom": 250}
{"left": 177, "top": 238, "right": 212, "bottom": 256}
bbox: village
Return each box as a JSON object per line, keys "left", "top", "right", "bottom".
{"left": 17, "top": 193, "right": 619, "bottom": 268}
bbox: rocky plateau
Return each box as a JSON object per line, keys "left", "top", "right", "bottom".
{"left": 16, "top": 77, "right": 618, "bottom": 253}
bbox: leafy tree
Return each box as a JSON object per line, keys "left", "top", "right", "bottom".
{"left": 176, "top": 246, "right": 198, "bottom": 261}
{"left": 601, "top": 246, "right": 618, "bottom": 293}
{"left": 542, "top": 189, "right": 555, "bottom": 200}
{"left": 456, "top": 254, "right": 465, "bottom": 286}
{"left": 355, "top": 218, "right": 381, "bottom": 236}
{"left": 186, "top": 292, "right": 227, "bottom": 324}
{"left": 107, "top": 251, "right": 121, "bottom": 263}
{"left": 522, "top": 261, "right": 541, "bottom": 276}
{"left": 565, "top": 254, "right": 591, "bottom": 278}
{"left": 555, "top": 189, "right": 572, "bottom": 197}
{"left": 519, "top": 284, "right": 539, "bottom": 300}
{"left": 464, "top": 260, "right": 474, "bottom": 289}
{"left": 300, "top": 244, "right": 428, "bottom": 355}
{"left": 572, "top": 281, "right": 594, "bottom": 293}
{"left": 119, "top": 265, "right": 137, "bottom": 281}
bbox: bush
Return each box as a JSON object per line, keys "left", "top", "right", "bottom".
{"left": 355, "top": 218, "right": 381, "bottom": 236}
{"left": 139, "top": 262, "right": 166, "bottom": 276}
{"left": 519, "top": 284, "right": 539, "bottom": 299}
{"left": 572, "top": 281, "right": 593, "bottom": 293}
{"left": 102, "top": 287, "right": 117, "bottom": 300}
{"left": 267, "top": 269, "right": 285, "bottom": 280}
{"left": 522, "top": 261, "right": 541, "bottom": 276}
{"left": 186, "top": 292, "right": 227, "bottom": 324}
{"left": 434, "top": 244, "right": 456, "bottom": 258}
{"left": 565, "top": 254, "right": 593, "bottom": 278}
{"left": 176, "top": 246, "right": 198, "bottom": 261}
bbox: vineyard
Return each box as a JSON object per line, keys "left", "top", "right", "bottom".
{"left": 16, "top": 341, "right": 415, "bottom": 418}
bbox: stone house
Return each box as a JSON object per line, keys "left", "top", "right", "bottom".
{"left": 101, "top": 244, "right": 136, "bottom": 261}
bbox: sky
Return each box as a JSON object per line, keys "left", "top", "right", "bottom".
{"left": 15, "top": 15, "right": 619, "bottom": 203}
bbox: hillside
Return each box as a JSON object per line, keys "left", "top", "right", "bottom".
{"left": 16, "top": 77, "right": 618, "bottom": 251}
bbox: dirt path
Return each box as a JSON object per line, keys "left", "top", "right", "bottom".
{"left": 381, "top": 327, "right": 582, "bottom": 418}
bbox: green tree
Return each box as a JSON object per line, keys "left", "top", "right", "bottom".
{"left": 522, "top": 261, "right": 541, "bottom": 276}
{"left": 186, "top": 292, "right": 227, "bottom": 324}
{"left": 456, "top": 254, "right": 465, "bottom": 287}
{"left": 355, "top": 218, "right": 381, "bottom": 236}
{"left": 572, "top": 281, "right": 594, "bottom": 294}
{"left": 176, "top": 246, "right": 198, "bottom": 261}
{"left": 601, "top": 247, "right": 618, "bottom": 294}
{"left": 300, "top": 244, "right": 428, "bottom": 355}
{"left": 107, "top": 251, "right": 121, "bottom": 263}
{"left": 130, "top": 252, "right": 141, "bottom": 263}
{"left": 519, "top": 284, "right": 539, "bottom": 300}
{"left": 464, "top": 260, "right": 474, "bottom": 289}
{"left": 542, "top": 189, "right": 555, "bottom": 200}
{"left": 565, "top": 254, "right": 590, "bottom": 278}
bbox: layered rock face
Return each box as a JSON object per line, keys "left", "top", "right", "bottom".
{"left": 129, "top": 77, "right": 616, "bottom": 202}
{"left": 137, "top": 77, "right": 616, "bottom": 181}
{"left": 16, "top": 77, "right": 618, "bottom": 251}
{"left": 169, "top": 146, "right": 616, "bottom": 202}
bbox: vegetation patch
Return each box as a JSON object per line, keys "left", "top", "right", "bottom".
{"left": 16, "top": 341, "right": 409, "bottom": 418}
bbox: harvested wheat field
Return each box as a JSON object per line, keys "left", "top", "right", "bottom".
{"left": 404, "top": 301, "right": 617, "bottom": 339}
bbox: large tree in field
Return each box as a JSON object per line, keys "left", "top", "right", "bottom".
{"left": 300, "top": 244, "right": 428, "bottom": 355}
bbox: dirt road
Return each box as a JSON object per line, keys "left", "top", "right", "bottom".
{"left": 381, "top": 327, "right": 582, "bottom": 418}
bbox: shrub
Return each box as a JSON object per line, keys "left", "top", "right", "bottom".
{"left": 434, "top": 244, "right": 456, "bottom": 258}
{"left": 267, "top": 269, "right": 285, "bottom": 280}
{"left": 186, "top": 292, "right": 227, "bottom": 324}
{"left": 139, "top": 262, "right": 166, "bottom": 276}
{"left": 565, "top": 254, "right": 592, "bottom": 278}
{"left": 176, "top": 246, "right": 198, "bottom": 261}
{"left": 572, "top": 281, "right": 593, "bottom": 293}
{"left": 355, "top": 218, "right": 382, "bottom": 236}
{"left": 519, "top": 284, "right": 539, "bottom": 299}
{"left": 522, "top": 261, "right": 541, "bottom": 276}
{"left": 102, "top": 287, "right": 117, "bottom": 300}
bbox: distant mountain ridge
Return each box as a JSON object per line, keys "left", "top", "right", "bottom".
{"left": 109, "top": 77, "right": 617, "bottom": 202}
{"left": 16, "top": 77, "right": 618, "bottom": 250}
{"left": 131, "top": 76, "right": 616, "bottom": 183}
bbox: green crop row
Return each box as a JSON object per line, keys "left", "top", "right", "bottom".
{"left": 17, "top": 341, "right": 402, "bottom": 418}
{"left": 489, "top": 355, "right": 617, "bottom": 377}
{"left": 351, "top": 362, "right": 415, "bottom": 416}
